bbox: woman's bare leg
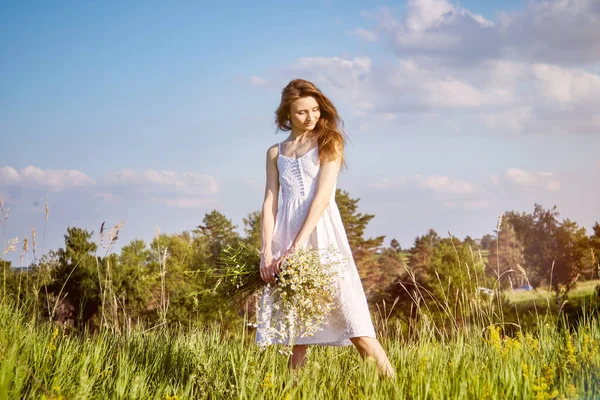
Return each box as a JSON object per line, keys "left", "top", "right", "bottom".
{"left": 350, "top": 336, "right": 395, "bottom": 378}
{"left": 289, "top": 344, "right": 308, "bottom": 370}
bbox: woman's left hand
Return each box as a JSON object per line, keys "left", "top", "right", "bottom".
{"left": 276, "top": 245, "right": 297, "bottom": 273}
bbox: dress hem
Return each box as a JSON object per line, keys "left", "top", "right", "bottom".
{"left": 255, "top": 331, "right": 377, "bottom": 348}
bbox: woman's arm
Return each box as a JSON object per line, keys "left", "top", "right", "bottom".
{"left": 259, "top": 144, "right": 280, "bottom": 283}
{"left": 287, "top": 152, "right": 342, "bottom": 254}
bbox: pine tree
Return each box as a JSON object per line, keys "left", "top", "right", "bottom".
{"left": 335, "top": 189, "right": 388, "bottom": 296}
{"left": 390, "top": 238, "right": 402, "bottom": 253}
{"left": 335, "top": 189, "right": 384, "bottom": 261}
{"left": 409, "top": 229, "right": 441, "bottom": 275}
{"left": 195, "top": 210, "right": 240, "bottom": 268}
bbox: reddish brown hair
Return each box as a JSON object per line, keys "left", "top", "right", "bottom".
{"left": 275, "top": 79, "right": 349, "bottom": 169}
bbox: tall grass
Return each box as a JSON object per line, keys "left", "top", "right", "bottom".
{"left": 0, "top": 297, "right": 599, "bottom": 399}
{"left": 1, "top": 199, "right": 600, "bottom": 398}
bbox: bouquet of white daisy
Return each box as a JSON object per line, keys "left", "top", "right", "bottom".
{"left": 213, "top": 243, "right": 346, "bottom": 354}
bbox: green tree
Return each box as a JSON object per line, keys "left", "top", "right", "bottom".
{"left": 377, "top": 236, "right": 486, "bottom": 325}
{"left": 463, "top": 236, "right": 478, "bottom": 250}
{"left": 114, "top": 239, "right": 153, "bottom": 319}
{"left": 504, "top": 205, "right": 591, "bottom": 300}
{"left": 50, "top": 227, "right": 100, "bottom": 327}
{"left": 147, "top": 232, "right": 200, "bottom": 325}
{"left": 195, "top": 210, "right": 240, "bottom": 268}
{"left": 243, "top": 210, "right": 261, "bottom": 249}
{"left": 426, "top": 238, "right": 482, "bottom": 303}
{"left": 551, "top": 219, "right": 590, "bottom": 301}
{"left": 390, "top": 238, "right": 402, "bottom": 253}
{"left": 335, "top": 189, "right": 385, "bottom": 261}
{"left": 409, "top": 229, "right": 441, "bottom": 275}
{"left": 488, "top": 223, "right": 525, "bottom": 289}
{"left": 480, "top": 234, "right": 494, "bottom": 250}
{"left": 335, "top": 189, "right": 388, "bottom": 296}
{"left": 505, "top": 204, "right": 559, "bottom": 287}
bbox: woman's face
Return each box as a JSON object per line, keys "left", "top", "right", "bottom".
{"left": 289, "top": 96, "right": 321, "bottom": 132}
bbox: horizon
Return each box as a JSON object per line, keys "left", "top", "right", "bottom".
{"left": 2, "top": 0, "right": 599, "bottom": 264}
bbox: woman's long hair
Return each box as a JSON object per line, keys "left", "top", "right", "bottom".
{"left": 275, "top": 79, "right": 349, "bottom": 170}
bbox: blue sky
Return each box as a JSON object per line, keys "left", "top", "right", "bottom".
{"left": 2, "top": 0, "right": 599, "bottom": 265}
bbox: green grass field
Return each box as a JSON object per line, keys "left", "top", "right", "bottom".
{"left": 1, "top": 299, "right": 599, "bottom": 399}
{"left": 504, "top": 279, "right": 600, "bottom": 304}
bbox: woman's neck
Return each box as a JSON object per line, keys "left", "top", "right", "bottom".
{"left": 289, "top": 128, "right": 313, "bottom": 143}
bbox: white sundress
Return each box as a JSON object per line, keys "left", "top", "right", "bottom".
{"left": 255, "top": 141, "right": 376, "bottom": 347}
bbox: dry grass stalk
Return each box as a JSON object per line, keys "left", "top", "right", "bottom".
{"left": 31, "top": 226, "right": 37, "bottom": 263}
{"left": 41, "top": 196, "right": 49, "bottom": 255}
{"left": 153, "top": 225, "right": 170, "bottom": 326}
{"left": 96, "top": 220, "right": 127, "bottom": 333}
{"left": 3, "top": 237, "right": 18, "bottom": 255}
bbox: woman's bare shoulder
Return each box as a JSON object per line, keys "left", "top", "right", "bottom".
{"left": 266, "top": 143, "right": 280, "bottom": 158}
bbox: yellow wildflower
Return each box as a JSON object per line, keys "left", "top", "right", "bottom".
{"left": 566, "top": 383, "right": 577, "bottom": 398}
{"left": 564, "top": 334, "right": 578, "bottom": 371}
{"left": 47, "top": 327, "right": 59, "bottom": 355}
{"left": 522, "top": 363, "right": 529, "bottom": 380}
{"left": 525, "top": 332, "right": 539, "bottom": 352}
{"left": 487, "top": 325, "right": 502, "bottom": 354}
{"left": 261, "top": 372, "right": 274, "bottom": 390}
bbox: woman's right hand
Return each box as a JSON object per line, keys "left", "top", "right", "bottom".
{"left": 260, "top": 251, "right": 277, "bottom": 284}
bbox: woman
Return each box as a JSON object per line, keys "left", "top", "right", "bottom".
{"left": 258, "top": 79, "right": 395, "bottom": 378}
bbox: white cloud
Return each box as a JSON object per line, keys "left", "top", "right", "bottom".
{"left": 0, "top": 166, "right": 219, "bottom": 209}
{"left": 532, "top": 64, "right": 600, "bottom": 108}
{"left": 293, "top": 56, "right": 372, "bottom": 80}
{"left": 290, "top": 56, "right": 374, "bottom": 117}
{"left": 376, "top": 0, "right": 600, "bottom": 65}
{"left": 481, "top": 106, "right": 533, "bottom": 135}
{"left": 102, "top": 169, "right": 219, "bottom": 208}
{"left": 415, "top": 175, "right": 476, "bottom": 194}
{"left": 404, "top": 0, "right": 456, "bottom": 32}
{"left": 368, "top": 174, "right": 476, "bottom": 194}
{"left": 503, "top": 168, "right": 561, "bottom": 191}
{"left": 366, "top": 173, "right": 489, "bottom": 213}
{"left": 103, "top": 169, "right": 218, "bottom": 192}
{"left": 360, "top": 0, "right": 600, "bottom": 135}
{"left": 351, "top": 28, "right": 378, "bottom": 42}
{"left": 0, "top": 166, "right": 96, "bottom": 192}
{"left": 376, "top": 0, "right": 495, "bottom": 63}
{"left": 289, "top": 54, "right": 600, "bottom": 135}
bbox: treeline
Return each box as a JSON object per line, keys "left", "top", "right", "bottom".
{"left": 1, "top": 190, "right": 599, "bottom": 333}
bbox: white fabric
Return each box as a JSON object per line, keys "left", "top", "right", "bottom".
{"left": 255, "top": 142, "right": 377, "bottom": 347}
